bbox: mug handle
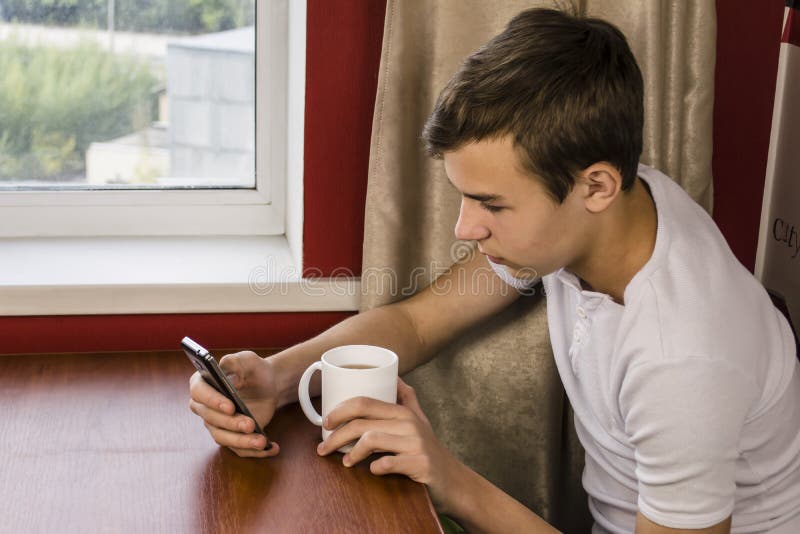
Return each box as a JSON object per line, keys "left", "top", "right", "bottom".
{"left": 297, "top": 361, "right": 323, "bottom": 426}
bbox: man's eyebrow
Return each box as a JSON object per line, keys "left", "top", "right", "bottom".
{"left": 463, "top": 192, "right": 504, "bottom": 202}
{"left": 445, "top": 180, "right": 505, "bottom": 202}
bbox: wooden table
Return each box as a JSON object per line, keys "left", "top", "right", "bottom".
{"left": 0, "top": 351, "right": 443, "bottom": 533}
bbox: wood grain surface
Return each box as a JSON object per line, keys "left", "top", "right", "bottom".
{"left": 0, "top": 351, "right": 442, "bottom": 534}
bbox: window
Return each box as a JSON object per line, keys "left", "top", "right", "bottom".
{"left": 0, "top": 0, "right": 294, "bottom": 237}
{"left": 0, "top": 0, "right": 332, "bottom": 316}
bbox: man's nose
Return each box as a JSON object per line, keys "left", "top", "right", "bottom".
{"left": 454, "top": 201, "right": 490, "bottom": 241}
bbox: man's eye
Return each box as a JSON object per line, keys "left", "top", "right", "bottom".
{"left": 482, "top": 204, "right": 504, "bottom": 213}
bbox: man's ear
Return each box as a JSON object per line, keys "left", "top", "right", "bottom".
{"left": 578, "top": 162, "right": 623, "bottom": 214}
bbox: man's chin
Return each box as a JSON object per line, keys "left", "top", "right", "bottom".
{"left": 509, "top": 268, "right": 539, "bottom": 280}
{"left": 486, "top": 255, "right": 540, "bottom": 280}
{"left": 504, "top": 263, "right": 540, "bottom": 280}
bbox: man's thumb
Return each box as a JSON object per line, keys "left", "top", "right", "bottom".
{"left": 219, "top": 352, "right": 247, "bottom": 387}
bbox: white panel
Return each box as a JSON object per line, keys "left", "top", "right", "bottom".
{"left": 756, "top": 21, "right": 800, "bottom": 337}
{"left": 219, "top": 103, "right": 255, "bottom": 151}
{"left": 0, "top": 237, "right": 358, "bottom": 315}
{"left": 171, "top": 99, "right": 213, "bottom": 147}
{"left": 286, "top": 0, "right": 307, "bottom": 271}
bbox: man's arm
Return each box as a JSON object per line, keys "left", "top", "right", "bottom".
{"left": 268, "top": 251, "right": 521, "bottom": 407}
{"left": 189, "top": 251, "right": 521, "bottom": 457}
{"left": 437, "top": 463, "right": 732, "bottom": 533}
{"left": 618, "top": 357, "right": 753, "bottom": 534}
{"left": 636, "top": 512, "right": 731, "bottom": 534}
{"left": 441, "top": 459, "right": 560, "bottom": 533}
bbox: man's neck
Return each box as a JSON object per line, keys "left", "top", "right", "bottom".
{"left": 569, "top": 177, "right": 657, "bottom": 305}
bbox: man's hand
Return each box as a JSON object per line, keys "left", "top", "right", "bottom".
{"left": 188, "top": 351, "right": 281, "bottom": 458}
{"left": 315, "top": 377, "right": 463, "bottom": 509}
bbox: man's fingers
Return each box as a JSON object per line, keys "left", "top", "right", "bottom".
{"left": 188, "top": 399, "right": 256, "bottom": 433}
{"left": 189, "top": 371, "right": 235, "bottom": 415}
{"left": 369, "top": 453, "right": 426, "bottom": 481}
{"left": 397, "top": 378, "right": 429, "bottom": 423}
{"left": 192, "top": 406, "right": 280, "bottom": 459}
{"left": 344, "top": 431, "right": 417, "bottom": 467}
{"left": 204, "top": 422, "right": 277, "bottom": 455}
{"left": 318, "top": 418, "right": 415, "bottom": 456}
{"left": 324, "top": 396, "right": 407, "bottom": 431}
{"left": 229, "top": 441, "right": 281, "bottom": 459}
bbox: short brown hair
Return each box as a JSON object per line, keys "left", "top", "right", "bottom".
{"left": 422, "top": 8, "right": 644, "bottom": 202}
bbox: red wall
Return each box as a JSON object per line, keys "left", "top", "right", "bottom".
{"left": 303, "top": 0, "right": 385, "bottom": 277}
{"left": 0, "top": 1, "right": 784, "bottom": 354}
{"left": 0, "top": 312, "right": 355, "bottom": 355}
{"left": 712, "top": 0, "right": 785, "bottom": 271}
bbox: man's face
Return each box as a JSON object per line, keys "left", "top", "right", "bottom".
{"left": 443, "top": 136, "right": 588, "bottom": 278}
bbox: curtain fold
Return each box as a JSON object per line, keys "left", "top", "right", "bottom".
{"left": 361, "top": 1, "right": 716, "bottom": 530}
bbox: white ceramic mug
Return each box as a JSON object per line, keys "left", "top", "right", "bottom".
{"left": 298, "top": 345, "right": 399, "bottom": 453}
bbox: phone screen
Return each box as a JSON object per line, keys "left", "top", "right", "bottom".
{"left": 182, "top": 336, "right": 272, "bottom": 450}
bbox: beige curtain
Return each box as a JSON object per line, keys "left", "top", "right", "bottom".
{"left": 361, "top": 1, "right": 716, "bottom": 531}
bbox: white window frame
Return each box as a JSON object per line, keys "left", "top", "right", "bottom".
{"left": 0, "top": 1, "right": 286, "bottom": 238}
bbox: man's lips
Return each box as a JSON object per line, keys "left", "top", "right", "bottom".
{"left": 477, "top": 247, "right": 504, "bottom": 263}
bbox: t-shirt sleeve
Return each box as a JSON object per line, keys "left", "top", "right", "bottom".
{"left": 618, "top": 357, "right": 757, "bottom": 529}
{"left": 485, "top": 256, "right": 540, "bottom": 292}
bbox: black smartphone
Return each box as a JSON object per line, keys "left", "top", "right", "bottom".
{"left": 182, "top": 336, "right": 272, "bottom": 451}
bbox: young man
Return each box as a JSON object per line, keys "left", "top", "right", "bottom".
{"left": 189, "top": 8, "right": 800, "bottom": 533}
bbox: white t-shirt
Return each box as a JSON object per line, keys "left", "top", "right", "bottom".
{"left": 488, "top": 164, "right": 800, "bottom": 533}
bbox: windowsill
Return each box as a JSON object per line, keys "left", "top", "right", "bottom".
{"left": 0, "top": 236, "right": 360, "bottom": 316}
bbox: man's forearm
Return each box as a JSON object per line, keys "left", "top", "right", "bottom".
{"left": 267, "top": 304, "right": 428, "bottom": 407}
{"left": 444, "top": 462, "right": 560, "bottom": 534}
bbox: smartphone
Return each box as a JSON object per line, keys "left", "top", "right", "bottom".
{"left": 182, "top": 336, "right": 272, "bottom": 450}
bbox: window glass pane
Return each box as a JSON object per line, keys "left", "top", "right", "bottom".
{"left": 0, "top": 0, "right": 256, "bottom": 190}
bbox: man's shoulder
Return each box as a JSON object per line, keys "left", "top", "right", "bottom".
{"left": 620, "top": 257, "right": 780, "bottom": 375}
{"left": 625, "top": 166, "right": 772, "bottom": 362}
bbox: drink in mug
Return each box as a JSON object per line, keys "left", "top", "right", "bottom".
{"left": 297, "top": 345, "right": 399, "bottom": 453}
